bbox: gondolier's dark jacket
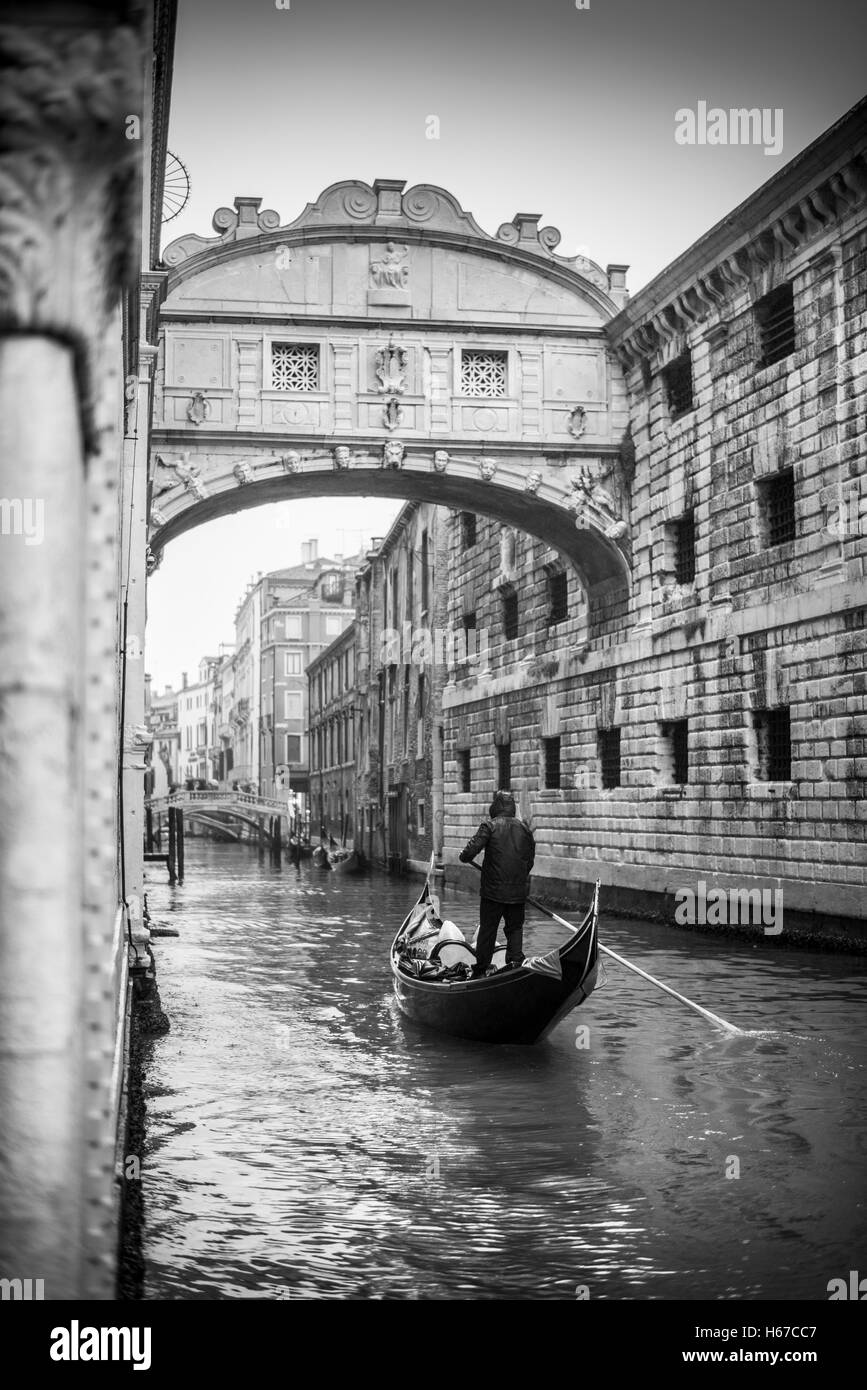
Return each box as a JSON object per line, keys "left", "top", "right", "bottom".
{"left": 459, "top": 796, "right": 535, "bottom": 903}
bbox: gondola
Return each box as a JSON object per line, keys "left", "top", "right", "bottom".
{"left": 391, "top": 876, "right": 600, "bottom": 1044}
{"left": 312, "top": 845, "right": 365, "bottom": 873}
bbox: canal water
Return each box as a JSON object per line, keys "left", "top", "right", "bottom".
{"left": 141, "top": 841, "right": 866, "bottom": 1301}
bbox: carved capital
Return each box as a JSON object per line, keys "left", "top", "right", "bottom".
{"left": 0, "top": 23, "right": 144, "bottom": 427}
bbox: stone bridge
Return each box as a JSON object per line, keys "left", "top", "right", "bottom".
{"left": 148, "top": 179, "right": 634, "bottom": 607}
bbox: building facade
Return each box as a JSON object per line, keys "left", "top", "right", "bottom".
{"left": 354, "top": 502, "right": 449, "bottom": 871}
{"left": 228, "top": 541, "right": 359, "bottom": 805}
{"left": 444, "top": 101, "right": 867, "bottom": 939}
{"left": 308, "top": 624, "right": 358, "bottom": 843}
{"left": 144, "top": 678, "right": 180, "bottom": 795}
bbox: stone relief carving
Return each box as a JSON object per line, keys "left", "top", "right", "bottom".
{"left": 233, "top": 461, "right": 253, "bottom": 485}
{"left": 382, "top": 440, "right": 405, "bottom": 469}
{"left": 433, "top": 450, "right": 449, "bottom": 473}
{"left": 566, "top": 459, "right": 629, "bottom": 540}
{"left": 150, "top": 507, "right": 167, "bottom": 529}
{"left": 567, "top": 405, "right": 587, "bottom": 439}
{"left": 145, "top": 546, "right": 161, "bottom": 576}
{"left": 478, "top": 459, "right": 497, "bottom": 481}
{"left": 158, "top": 453, "right": 209, "bottom": 501}
{"left": 524, "top": 470, "right": 542, "bottom": 494}
{"left": 383, "top": 398, "right": 404, "bottom": 431}
{"left": 332, "top": 446, "right": 352, "bottom": 470}
{"left": 186, "top": 391, "right": 210, "bottom": 426}
{"left": 374, "top": 341, "right": 408, "bottom": 394}
{"left": 370, "top": 242, "right": 409, "bottom": 289}
{"left": 281, "top": 451, "right": 303, "bottom": 473}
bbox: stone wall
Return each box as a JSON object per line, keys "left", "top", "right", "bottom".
{"left": 442, "top": 109, "right": 867, "bottom": 941}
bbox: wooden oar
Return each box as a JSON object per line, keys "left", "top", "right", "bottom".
{"left": 466, "top": 861, "right": 742, "bottom": 1036}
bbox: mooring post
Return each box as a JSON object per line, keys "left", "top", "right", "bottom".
{"left": 155, "top": 811, "right": 162, "bottom": 849}
{"left": 145, "top": 805, "right": 153, "bottom": 854}
{"left": 167, "top": 806, "right": 177, "bottom": 885}
{"left": 258, "top": 815, "right": 265, "bottom": 861}
{"left": 273, "top": 815, "right": 282, "bottom": 865}
{"left": 176, "top": 809, "right": 185, "bottom": 884}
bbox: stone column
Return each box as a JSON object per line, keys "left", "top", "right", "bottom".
{"left": 0, "top": 15, "right": 143, "bottom": 1297}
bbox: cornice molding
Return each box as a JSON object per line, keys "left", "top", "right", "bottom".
{"left": 608, "top": 107, "right": 867, "bottom": 371}
{"left": 161, "top": 181, "right": 627, "bottom": 319}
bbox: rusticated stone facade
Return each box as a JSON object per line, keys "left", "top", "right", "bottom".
{"left": 444, "top": 98, "right": 867, "bottom": 942}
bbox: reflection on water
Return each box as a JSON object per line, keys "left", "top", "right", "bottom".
{"left": 141, "top": 842, "right": 867, "bottom": 1300}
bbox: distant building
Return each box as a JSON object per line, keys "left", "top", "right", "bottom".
{"left": 177, "top": 656, "right": 222, "bottom": 784}
{"left": 308, "top": 623, "right": 357, "bottom": 844}
{"left": 229, "top": 539, "right": 362, "bottom": 808}
{"left": 353, "top": 503, "right": 448, "bottom": 872}
{"left": 144, "top": 677, "right": 180, "bottom": 796}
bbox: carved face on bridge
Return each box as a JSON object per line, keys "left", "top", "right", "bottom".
{"left": 333, "top": 446, "right": 352, "bottom": 470}
{"left": 433, "top": 450, "right": 449, "bottom": 473}
{"left": 383, "top": 441, "right": 404, "bottom": 469}
{"left": 281, "top": 451, "right": 302, "bottom": 473}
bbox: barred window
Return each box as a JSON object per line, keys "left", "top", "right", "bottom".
{"left": 674, "top": 511, "right": 696, "bottom": 585}
{"left": 458, "top": 749, "right": 471, "bottom": 793}
{"left": 661, "top": 719, "right": 689, "bottom": 785}
{"left": 271, "top": 342, "right": 319, "bottom": 392}
{"left": 543, "top": 736, "right": 561, "bottom": 790}
{"left": 755, "top": 283, "right": 795, "bottom": 368}
{"left": 497, "top": 742, "right": 511, "bottom": 791}
{"left": 460, "top": 512, "right": 477, "bottom": 549}
{"left": 662, "top": 351, "right": 694, "bottom": 418}
{"left": 548, "top": 570, "right": 568, "bottom": 625}
{"left": 599, "top": 728, "right": 621, "bottom": 789}
{"left": 502, "top": 588, "right": 519, "bottom": 641}
{"left": 760, "top": 469, "right": 796, "bottom": 547}
{"left": 753, "top": 707, "right": 791, "bottom": 781}
{"left": 461, "top": 350, "right": 507, "bottom": 398}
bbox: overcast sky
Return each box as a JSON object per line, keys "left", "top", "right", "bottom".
{"left": 145, "top": 0, "right": 867, "bottom": 690}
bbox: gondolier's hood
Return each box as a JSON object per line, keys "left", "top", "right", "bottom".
{"left": 489, "top": 792, "right": 516, "bottom": 818}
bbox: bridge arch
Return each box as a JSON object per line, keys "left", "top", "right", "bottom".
{"left": 148, "top": 179, "right": 634, "bottom": 607}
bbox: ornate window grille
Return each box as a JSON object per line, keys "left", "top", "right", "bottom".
{"left": 755, "top": 283, "right": 796, "bottom": 367}
{"left": 761, "top": 469, "right": 796, "bottom": 546}
{"left": 543, "top": 736, "right": 561, "bottom": 790}
{"left": 674, "top": 511, "right": 696, "bottom": 585}
{"left": 599, "top": 728, "right": 622, "bottom": 789}
{"left": 501, "top": 588, "right": 519, "bottom": 640}
{"left": 753, "top": 707, "right": 791, "bottom": 781}
{"left": 461, "top": 350, "right": 507, "bottom": 398}
{"left": 662, "top": 719, "right": 689, "bottom": 784}
{"left": 458, "top": 749, "right": 471, "bottom": 793}
{"left": 548, "top": 570, "right": 568, "bottom": 624}
{"left": 662, "top": 351, "right": 694, "bottom": 418}
{"left": 271, "top": 343, "right": 319, "bottom": 392}
{"left": 497, "top": 742, "right": 511, "bottom": 790}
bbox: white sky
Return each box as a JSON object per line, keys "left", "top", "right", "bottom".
{"left": 145, "top": 0, "right": 867, "bottom": 690}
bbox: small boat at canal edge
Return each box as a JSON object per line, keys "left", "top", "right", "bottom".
{"left": 391, "top": 877, "right": 600, "bottom": 1044}
{"left": 313, "top": 844, "right": 364, "bottom": 873}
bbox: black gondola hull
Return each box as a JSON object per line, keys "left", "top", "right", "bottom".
{"left": 391, "top": 883, "right": 599, "bottom": 1045}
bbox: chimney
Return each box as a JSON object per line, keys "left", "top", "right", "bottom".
{"left": 181, "top": 672, "right": 188, "bottom": 690}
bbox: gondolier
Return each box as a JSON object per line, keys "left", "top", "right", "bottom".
{"left": 459, "top": 791, "right": 535, "bottom": 978}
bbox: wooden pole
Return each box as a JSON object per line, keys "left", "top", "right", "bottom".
{"left": 145, "top": 805, "right": 153, "bottom": 854}
{"left": 176, "top": 809, "right": 185, "bottom": 884}
{"left": 167, "top": 806, "right": 176, "bottom": 885}
{"left": 274, "top": 815, "right": 282, "bottom": 865}
{"left": 467, "top": 861, "right": 742, "bottom": 1036}
{"left": 258, "top": 815, "right": 265, "bottom": 861}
